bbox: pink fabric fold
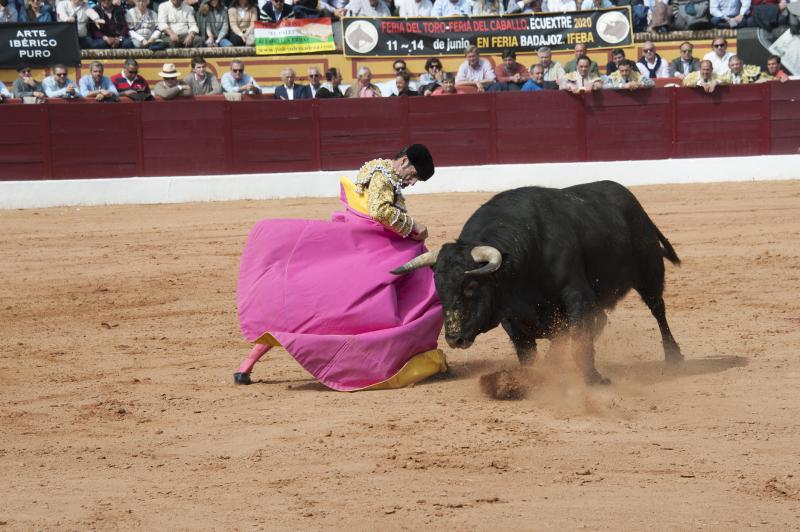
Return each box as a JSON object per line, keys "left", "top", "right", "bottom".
{"left": 237, "top": 203, "right": 442, "bottom": 391}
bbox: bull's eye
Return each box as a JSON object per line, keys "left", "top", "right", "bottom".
{"left": 463, "top": 280, "right": 479, "bottom": 298}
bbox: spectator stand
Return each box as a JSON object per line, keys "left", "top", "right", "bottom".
{"left": 1, "top": 30, "right": 740, "bottom": 95}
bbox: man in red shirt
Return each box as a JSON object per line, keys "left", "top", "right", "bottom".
{"left": 765, "top": 55, "right": 790, "bottom": 82}
{"left": 110, "top": 58, "right": 153, "bottom": 101}
{"left": 494, "top": 48, "right": 529, "bottom": 91}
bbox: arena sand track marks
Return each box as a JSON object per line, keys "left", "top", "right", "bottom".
{"left": 1, "top": 180, "right": 800, "bottom": 529}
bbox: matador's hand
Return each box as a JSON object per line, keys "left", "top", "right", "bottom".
{"left": 410, "top": 222, "right": 428, "bottom": 241}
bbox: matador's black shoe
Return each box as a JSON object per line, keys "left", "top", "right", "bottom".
{"left": 233, "top": 372, "right": 252, "bottom": 385}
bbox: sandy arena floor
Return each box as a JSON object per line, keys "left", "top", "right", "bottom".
{"left": 1, "top": 180, "right": 800, "bottom": 530}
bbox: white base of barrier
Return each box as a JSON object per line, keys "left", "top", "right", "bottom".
{"left": 2, "top": 154, "right": 798, "bottom": 209}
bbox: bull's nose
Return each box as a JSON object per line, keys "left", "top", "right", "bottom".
{"left": 445, "top": 335, "right": 472, "bottom": 349}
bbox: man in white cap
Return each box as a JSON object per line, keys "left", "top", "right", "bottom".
{"left": 153, "top": 63, "right": 192, "bottom": 99}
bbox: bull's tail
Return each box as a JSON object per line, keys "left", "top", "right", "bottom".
{"left": 655, "top": 226, "right": 681, "bottom": 265}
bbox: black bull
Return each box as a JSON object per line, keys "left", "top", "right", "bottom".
{"left": 392, "top": 181, "right": 682, "bottom": 385}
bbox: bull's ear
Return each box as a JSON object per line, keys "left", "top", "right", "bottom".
{"left": 390, "top": 249, "right": 440, "bottom": 275}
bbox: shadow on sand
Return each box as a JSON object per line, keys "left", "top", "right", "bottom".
{"left": 246, "top": 377, "right": 327, "bottom": 391}
{"left": 239, "top": 354, "right": 747, "bottom": 391}
{"left": 603, "top": 355, "right": 749, "bottom": 385}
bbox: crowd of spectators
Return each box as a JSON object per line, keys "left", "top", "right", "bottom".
{"left": 0, "top": 39, "right": 790, "bottom": 105}
{"left": 2, "top": 0, "right": 799, "bottom": 50}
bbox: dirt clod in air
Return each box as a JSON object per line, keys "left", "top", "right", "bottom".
{"left": 479, "top": 370, "right": 530, "bottom": 400}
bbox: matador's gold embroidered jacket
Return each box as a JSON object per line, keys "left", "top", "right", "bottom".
{"left": 354, "top": 158, "right": 414, "bottom": 237}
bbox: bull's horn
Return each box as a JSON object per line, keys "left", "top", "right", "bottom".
{"left": 465, "top": 246, "right": 502, "bottom": 276}
{"left": 390, "top": 249, "right": 440, "bottom": 275}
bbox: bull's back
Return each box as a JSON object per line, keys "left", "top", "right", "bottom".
{"left": 565, "top": 182, "right": 662, "bottom": 298}
{"left": 461, "top": 182, "right": 663, "bottom": 305}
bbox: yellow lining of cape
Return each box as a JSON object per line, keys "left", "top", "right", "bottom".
{"left": 360, "top": 349, "right": 447, "bottom": 391}
{"left": 340, "top": 176, "right": 369, "bottom": 215}
{"left": 254, "top": 333, "right": 447, "bottom": 391}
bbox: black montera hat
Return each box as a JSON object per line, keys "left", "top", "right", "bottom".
{"left": 405, "top": 143, "right": 434, "bottom": 181}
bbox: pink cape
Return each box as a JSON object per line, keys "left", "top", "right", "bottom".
{"left": 237, "top": 201, "right": 443, "bottom": 391}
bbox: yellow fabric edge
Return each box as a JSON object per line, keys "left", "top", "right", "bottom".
{"left": 253, "top": 332, "right": 447, "bottom": 391}
{"left": 359, "top": 349, "right": 448, "bottom": 391}
{"left": 254, "top": 332, "right": 281, "bottom": 347}
{"left": 340, "top": 176, "right": 370, "bottom": 215}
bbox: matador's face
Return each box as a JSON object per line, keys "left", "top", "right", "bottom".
{"left": 393, "top": 156, "right": 419, "bottom": 188}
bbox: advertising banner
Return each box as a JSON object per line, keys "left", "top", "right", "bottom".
{"left": 343, "top": 8, "right": 632, "bottom": 57}
{"left": 0, "top": 23, "right": 80, "bottom": 67}
{"left": 255, "top": 18, "right": 336, "bottom": 55}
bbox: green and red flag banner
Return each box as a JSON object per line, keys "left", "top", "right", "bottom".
{"left": 255, "top": 18, "right": 336, "bottom": 55}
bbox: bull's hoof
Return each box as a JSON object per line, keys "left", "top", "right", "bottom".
{"left": 665, "top": 346, "right": 684, "bottom": 365}
{"left": 233, "top": 372, "right": 252, "bottom": 385}
{"left": 585, "top": 370, "right": 611, "bottom": 386}
{"left": 517, "top": 354, "right": 536, "bottom": 367}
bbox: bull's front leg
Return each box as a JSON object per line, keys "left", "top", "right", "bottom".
{"left": 501, "top": 318, "right": 538, "bottom": 366}
{"left": 562, "top": 287, "right": 610, "bottom": 385}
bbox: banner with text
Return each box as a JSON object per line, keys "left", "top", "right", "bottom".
{"left": 342, "top": 8, "right": 632, "bottom": 57}
{"left": 0, "top": 23, "right": 80, "bottom": 67}
{"left": 255, "top": 19, "right": 336, "bottom": 55}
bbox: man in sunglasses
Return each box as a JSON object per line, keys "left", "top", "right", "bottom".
{"left": 382, "top": 59, "right": 418, "bottom": 95}
{"left": 669, "top": 42, "right": 700, "bottom": 79}
{"left": 636, "top": 40, "right": 669, "bottom": 79}
{"left": 111, "top": 58, "right": 152, "bottom": 101}
{"left": 306, "top": 67, "right": 323, "bottom": 98}
{"left": 703, "top": 38, "right": 734, "bottom": 75}
{"left": 221, "top": 60, "right": 262, "bottom": 95}
{"left": 259, "top": 0, "right": 292, "bottom": 21}
{"left": 43, "top": 65, "right": 82, "bottom": 99}
{"left": 12, "top": 64, "right": 46, "bottom": 100}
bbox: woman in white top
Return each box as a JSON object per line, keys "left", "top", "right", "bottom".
{"left": 126, "top": 0, "right": 163, "bottom": 49}
{"left": 227, "top": 0, "right": 256, "bottom": 46}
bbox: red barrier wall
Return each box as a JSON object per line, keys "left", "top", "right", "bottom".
{"left": 1, "top": 82, "right": 798, "bottom": 181}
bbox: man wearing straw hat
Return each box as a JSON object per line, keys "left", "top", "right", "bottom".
{"left": 153, "top": 63, "right": 193, "bottom": 100}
